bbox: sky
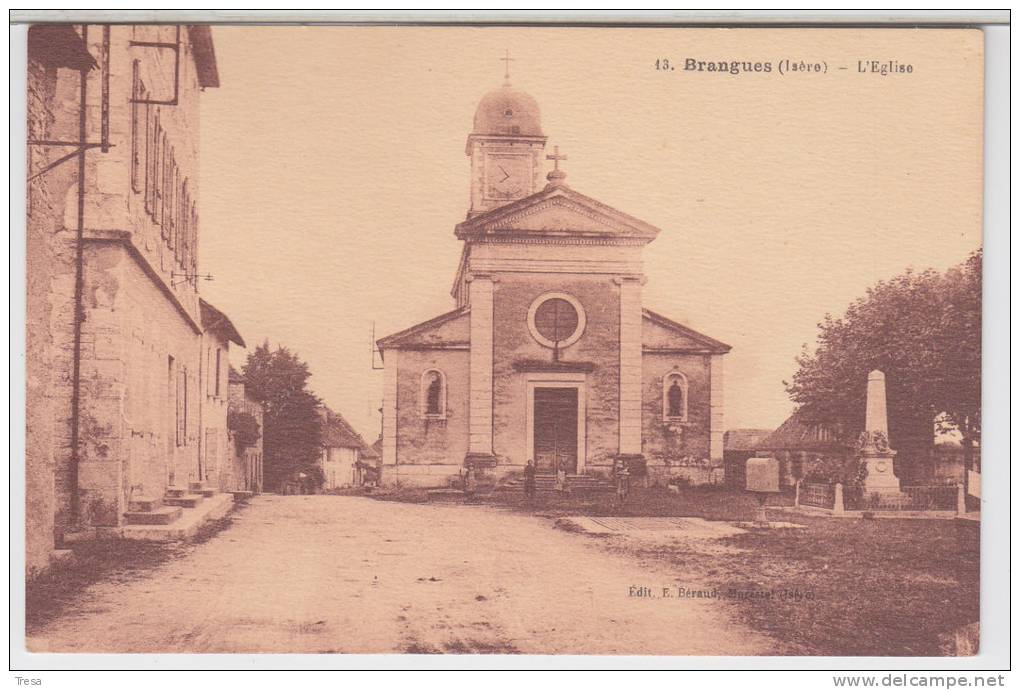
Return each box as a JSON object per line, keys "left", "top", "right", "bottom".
{"left": 197, "top": 26, "right": 983, "bottom": 442}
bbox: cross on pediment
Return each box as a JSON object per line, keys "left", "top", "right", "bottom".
{"left": 500, "top": 49, "right": 514, "bottom": 80}
{"left": 546, "top": 145, "right": 567, "bottom": 172}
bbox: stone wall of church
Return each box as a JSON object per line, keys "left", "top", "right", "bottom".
{"left": 390, "top": 348, "right": 470, "bottom": 486}
{"left": 640, "top": 352, "right": 719, "bottom": 484}
{"left": 491, "top": 274, "right": 621, "bottom": 473}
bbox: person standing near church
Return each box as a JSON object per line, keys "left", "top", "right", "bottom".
{"left": 524, "top": 459, "right": 536, "bottom": 499}
{"left": 615, "top": 460, "right": 630, "bottom": 509}
{"left": 555, "top": 459, "right": 568, "bottom": 494}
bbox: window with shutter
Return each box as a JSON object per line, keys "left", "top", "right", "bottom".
{"left": 182, "top": 366, "right": 188, "bottom": 445}
{"left": 160, "top": 134, "right": 170, "bottom": 233}
{"left": 190, "top": 203, "right": 199, "bottom": 274}
{"left": 130, "top": 60, "right": 144, "bottom": 193}
{"left": 168, "top": 161, "right": 176, "bottom": 258}
{"left": 175, "top": 363, "right": 183, "bottom": 446}
{"left": 145, "top": 110, "right": 156, "bottom": 215}
{"left": 215, "top": 349, "right": 222, "bottom": 398}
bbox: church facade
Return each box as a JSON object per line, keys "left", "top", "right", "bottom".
{"left": 377, "top": 79, "right": 730, "bottom": 487}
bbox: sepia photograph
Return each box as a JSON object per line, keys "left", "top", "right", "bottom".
{"left": 12, "top": 12, "right": 1008, "bottom": 672}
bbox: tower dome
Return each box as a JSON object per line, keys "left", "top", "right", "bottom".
{"left": 472, "top": 83, "right": 543, "bottom": 137}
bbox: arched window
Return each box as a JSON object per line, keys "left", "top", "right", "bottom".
{"left": 420, "top": 369, "right": 447, "bottom": 419}
{"left": 662, "top": 371, "right": 688, "bottom": 422}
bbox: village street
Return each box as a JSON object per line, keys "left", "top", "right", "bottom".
{"left": 27, "top": 495, "right": 775, "bottom": 655}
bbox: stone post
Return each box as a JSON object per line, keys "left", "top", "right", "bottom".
{"left": 833, "top": 482, "right": 844, "bottom": 515}
{"left": 956, "top": 483, "right": 966, "bottom": 515}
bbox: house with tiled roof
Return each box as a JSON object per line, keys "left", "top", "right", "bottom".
{"left": 226, "top": 367, "right": 263, "bottom": 494}
{"left": 755, "top": 411, "right": 854, "bottom": 486}
{"left": 722, "top": 428, "right": 774, "bottom": 487}
{"left": 318, "top": 406, "right": 375, "bottom": 489}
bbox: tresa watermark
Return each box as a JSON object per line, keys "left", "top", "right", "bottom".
{"left": 629, "top": 585, "right": 818, "bottom": 601}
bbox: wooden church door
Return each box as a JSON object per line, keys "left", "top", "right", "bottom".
{"left": 533, "top": 387, "right": 579, "bottom": 474}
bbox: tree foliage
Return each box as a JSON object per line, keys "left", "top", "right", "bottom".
{"left": 785, "top": 250, "right": 981, "bottom": 474}
{"left": 227, "top": 411, "right": 260, "bottom": 454}
{"left": 241, "top": 341, "right": 323, "bottom": 491}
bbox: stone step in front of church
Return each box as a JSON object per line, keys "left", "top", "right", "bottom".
{"left": 188, "top": 481, "right": 219, "bottom": 497}
{"left": 498, "top": 474, "right": 614, "bottom": 493}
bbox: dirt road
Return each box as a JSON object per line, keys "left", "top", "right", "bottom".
{"left": 27, "top": 495, "right": 775, "bottom": 654}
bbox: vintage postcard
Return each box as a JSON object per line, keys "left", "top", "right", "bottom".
{"left": 21, "top": 22, "right": 986, "bottom": 661}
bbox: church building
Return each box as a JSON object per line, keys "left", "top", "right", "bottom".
{"left": 377, "top": 73, "right": 730, "bottom": 487}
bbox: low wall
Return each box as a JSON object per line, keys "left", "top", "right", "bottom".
{"left": 648, "top": 463, "right": 725, "bottom": 486}
{"left": 794, "top": 481, "right": 967, "bottom": 518}
{"left": 381, "top": 463, "right": 462, "bottom": 488}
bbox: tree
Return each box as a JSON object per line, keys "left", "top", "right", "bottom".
{"left": 242, "top": 341, "right": 323, "bottom": 491}
{"left": 227, "top": 411, "right": 260, "bottom": 454}
{"left": 785, "top": 250, "right": 981, "bottom": 481}
{"left": 934, "top": 250, "right": 982, "bottom": 479}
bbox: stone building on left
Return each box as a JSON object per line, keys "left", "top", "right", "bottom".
{"left": 26, "top": 24, "right": 244, "bottom": 576}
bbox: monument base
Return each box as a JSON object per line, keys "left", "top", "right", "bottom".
{"left": 464, "top": 453, "right": 497, "bottom": 470}
{"left": 861, "top": 452, "right": 900, "bottom": 491}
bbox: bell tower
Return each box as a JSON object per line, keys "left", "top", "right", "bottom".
{"left": 466, "top": 52, "right": 548, "bottom": 218}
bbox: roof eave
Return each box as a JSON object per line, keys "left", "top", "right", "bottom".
{"left": 642, "top": 308, "right": 732, "bottom": 354}
{"left": 199, "top": 298, "right": 246, "bottom": 347}
{"left": 454, "top": 185, "right": 661, "bottom": 241}
{"left": 28, "top": 25, "right": 98, "bottom": 71}
{"left": 376, "top": 306, "right": 470, "bottom": 350}
{"left": 187, "top": 26, "right": 219, "bottom": 88}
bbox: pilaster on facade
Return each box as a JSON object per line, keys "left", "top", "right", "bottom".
{"left": 466, "top": 273, "right": 495, "bottom": 456}
{"left": 710, "top": 354, "right": 725, "bottom": 463}
{"left": 382, "top": 349, "right": 399, "bottom": 467}
{"left": 616, "top": 276, "right": 643, "bottom": 455}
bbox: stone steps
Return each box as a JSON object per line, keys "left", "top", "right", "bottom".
{"left": 121, "top": 492, "right": 235, "bottom": 541}
{"left": 120, "top": 484, "right": 238, "bottom": 536}
{"left": 189, "top": 482, "right": 218, "bottom": 497}
{"left": 164, "top": 493, "right": 204, "bottom": 508}
{"left": 124, "top": 505, "right": 183, "bottom": 525}
{"left": 499, "top": 474, "right": 614, "bottom": 493}
{"left": 124, "top": 482, "right": 220, "bottom": 526}
{"left": 128, "top": 496, "right": 163, "bottom": 512}
{"left": 230, "top": 490, "right": 254, "bottom": 501}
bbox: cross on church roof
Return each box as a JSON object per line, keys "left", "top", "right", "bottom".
{"left": 546, "top": 145, "right": 567, "bottom": 171}
{"left": 500, "top": 48, "right": 514, "bottom": 81}
{"left": 545, "top": 145, "right": 568, "bottom": 186}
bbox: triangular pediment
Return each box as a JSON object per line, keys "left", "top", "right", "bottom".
{"left": 455, "top": 185, "right": 660, "bottom": 243}
{"left": 642, "top": 309, "right": 731, "bottom": 354}
{"left": 377, "top": 307, "right": 470, "bottom": 350}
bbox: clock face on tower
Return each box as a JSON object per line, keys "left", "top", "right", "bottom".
{"left": 484, "top": 154, "right": 531, "bottom": 201}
